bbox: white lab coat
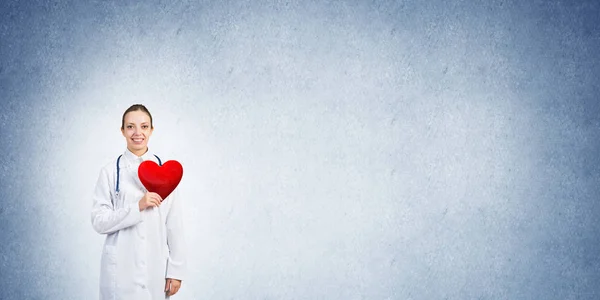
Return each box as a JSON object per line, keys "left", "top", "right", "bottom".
{"left": 91, "top": 149, "right": 186, "bottom": 300}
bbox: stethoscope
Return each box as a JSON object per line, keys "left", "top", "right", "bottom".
{"left": 115, "top": 154, "right": 162, "bottom": 195}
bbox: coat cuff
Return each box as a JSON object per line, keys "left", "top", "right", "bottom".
{"left": 166, "top": 259, "right": 186, "bottom": 280}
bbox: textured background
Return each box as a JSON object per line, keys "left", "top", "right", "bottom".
{"left": 1, "top": 0, "right": 599, "bottom": 299}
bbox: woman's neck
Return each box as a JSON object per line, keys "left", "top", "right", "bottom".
{"left": 129, "top": 147, "right": 148, "bottom": 157}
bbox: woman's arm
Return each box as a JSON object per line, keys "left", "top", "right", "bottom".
{"left": 91, "top": 167, "right": 142, "bottom": 234}
{"left": 165, "top": 188, "right": 187, "bottom": 280}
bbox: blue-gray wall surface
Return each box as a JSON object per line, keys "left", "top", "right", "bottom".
{"left": 1, "top": 1, "right": 599, "bottom": 299}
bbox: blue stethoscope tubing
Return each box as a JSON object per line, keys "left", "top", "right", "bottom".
{"left": 115, "top": 154, "right": 162, "bottom": 194}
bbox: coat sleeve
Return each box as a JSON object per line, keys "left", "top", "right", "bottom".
{"left": 165, "top": 188, "right": 187, "bottom": 280}
{"left": 91, "top": 167, "right": 142, "bottom": 234}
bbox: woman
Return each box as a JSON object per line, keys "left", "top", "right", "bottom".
{"left": 91, "top": 104, "right": 186, "bottom": 299}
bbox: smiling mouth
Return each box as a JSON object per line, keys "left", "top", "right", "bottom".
{"left": 132, "top": 138, "right": 144, "bottom": 143}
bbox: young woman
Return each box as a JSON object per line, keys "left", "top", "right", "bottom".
{"left": 91, "top": 104, "right": 186, "bottom": 299}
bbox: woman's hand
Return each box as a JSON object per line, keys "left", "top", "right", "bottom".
{"left": 165, "top": 278, "right": 182, "bottom": 296}
{"left": 138, "top": 192, "right": 163, "bottom": 211}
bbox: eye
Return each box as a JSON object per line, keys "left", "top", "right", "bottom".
{"left": 142, "top": 125, "right": 149, "bottom": 129}
{"left": 127, "top": 125, "right": 133, "bottom": 129}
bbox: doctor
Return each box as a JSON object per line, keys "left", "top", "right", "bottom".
{"left": 91, "top": 104, "right": 186, "bottom": 299}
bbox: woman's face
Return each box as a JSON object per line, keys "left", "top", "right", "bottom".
{"left": 121, "top": 110, "right": 153, "bottom": 155}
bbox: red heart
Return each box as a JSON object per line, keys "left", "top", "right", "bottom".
{"left": 138, "top": 160, "right": 183, "bottom": 200}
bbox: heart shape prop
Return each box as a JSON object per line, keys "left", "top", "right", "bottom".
{"left": 138, "top": 160, "right": 183, "bottom": 200}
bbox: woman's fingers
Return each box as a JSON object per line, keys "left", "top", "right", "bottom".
{"left": 169, "top": 286, "right": 179, "bottom": 296}
{"left": 148, "top": 193, "right": 163, "bottom": 203}
{"left": 147, "top": 194, "right": 161, "bottom": 207}
{"left": 165, "top": 279, "right": 181, "bottom": 296}
{"left": 153, "top": 192, "right": 163, "bottom": 202}
{"left": 140, "top": 192, "right": 164, "bottom": 210}
{"left": 144, "top": 198, "right": 158, "bottom": 208}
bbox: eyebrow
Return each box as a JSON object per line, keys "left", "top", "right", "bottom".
{"left": 126, "top": 122, "right": 150, "bottom": 125}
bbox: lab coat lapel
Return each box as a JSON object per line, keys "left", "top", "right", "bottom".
{"left": 122, "top": 149, "right": 146, "bottom": 192}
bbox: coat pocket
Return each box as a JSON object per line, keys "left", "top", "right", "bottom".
{"left": 99, "top": 245, "right": 117, "bottom": 296}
